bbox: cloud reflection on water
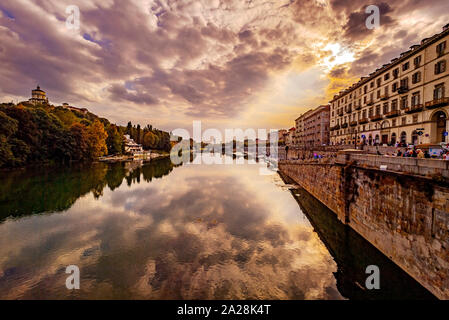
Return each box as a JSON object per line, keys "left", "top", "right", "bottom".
{"left": 0, "top": 160, "right": 343, "bottom": 299}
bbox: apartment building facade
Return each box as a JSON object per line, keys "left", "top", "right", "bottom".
{"left": 295, "top": 105, "right": 330, "bottom": 147}
{"left": 330, "top": 24, "right": 449, "bottom": 147}
{"left": 285, "top": 127, "right": 296, "bottom": 145}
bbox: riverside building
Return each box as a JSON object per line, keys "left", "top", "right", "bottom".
{"left": 330, "top": 24, "right": 449, "bottom": 147}
{"left": 295, "top": 105, "right": 330, "bottom": 147}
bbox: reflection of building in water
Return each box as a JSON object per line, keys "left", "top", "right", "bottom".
{"left": 125, "top": 160, "right": 144, "bottom": 173}
{"left": 285, "top": 182, "right": 436, "bottom": 300}
{"left": 29, "top": 85, "right": 49, "bottom": 105}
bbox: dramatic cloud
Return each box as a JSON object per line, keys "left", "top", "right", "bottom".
{"left": 0, "top": 0, "right": 448, "bottom": 130}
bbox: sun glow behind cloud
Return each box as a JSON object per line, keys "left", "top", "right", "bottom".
{"left": 320, "top": 43, "right": 355, "bottom": 71}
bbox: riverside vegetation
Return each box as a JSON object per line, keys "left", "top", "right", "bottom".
{"left": 0, "top": 102, "right": 172, "bottom": 168}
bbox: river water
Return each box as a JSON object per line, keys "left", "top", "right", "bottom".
{"left": 0, "top": 155, "right": 435, "bottom": 299}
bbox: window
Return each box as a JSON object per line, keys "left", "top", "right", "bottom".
{"left": 412, "top": 71, "right": 421, "bottom": 84}
{"left": 384, "top": 73, "right": 390, "bottom": 81}
{"left": 391, "top": 99, "right": 398, "bottom": 111}
{"left": 375, "top": 105, "right": 381, "bottom": 115}
{"left": 435, "top": 60, "right": 446, "bottom": 74}
{"left": 402, "top": 117, "right": 407, "bottom": 125}
{"left": 434, "top": 84, "right": 445, "bottom": 100}
{"left": 370, "top": 81, "right": 374, "bottom": 88}
{"left": 392, "top": 82, "right": 398, "bottom": 92}
{"left": 384, "top": 86, "right": 389, "bottom": 94}
{"left": 377, "top": 90, "right": 381, "bottom": 99}
{"left": 363, "top": 96, "right": 367, "bottom": 103}
{"left": 437, "top": 41, "right": 446, "bottom": 56}
{"left": 383, "top": 103, "right": 389, "bottom": 114}
{"left": 413, "top": 55, "right": 421, "bottom": 67}
{"left": 392, "top": 119, "right": 397, "bottom": 127}
{"left": 401, "top": 96, "right": 408, "bottom": 109}
{"left": 411, "top": 92, "right": 420, "bottom": 106}
{"left": 368, "top": 108, "right": 373, "bottom": 117}
{"left": 393, "top": 68, "right": 399, "bottom": 79}
{"left": 413, "top": 115, "right": 418, "bottom": 123}
{"left": 377, "top": 78, "right": 381, "bottom": 87}
{"left": 402, "top": 62, "right": 410, "bottom": 71}
{"left": 364, "top": 86, "right": 367, "bottom": 94}
{"left": 400, "top": 77, "right": 409, "bottom": 88}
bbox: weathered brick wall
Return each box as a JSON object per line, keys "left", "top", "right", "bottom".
{"left": 279, "top": 161, "right": 449, "bottom": 299}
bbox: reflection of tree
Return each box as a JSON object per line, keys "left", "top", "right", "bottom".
{"left": 0, "top": 158, "right": 176, "bottom": 222}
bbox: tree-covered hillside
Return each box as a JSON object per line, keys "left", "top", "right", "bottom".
{"left": 0, "top": 102, "right": 172, "bottom": 168}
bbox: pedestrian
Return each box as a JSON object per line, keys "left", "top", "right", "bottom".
{"left": 417, "top": 149, "right": 424, "bottom": 159}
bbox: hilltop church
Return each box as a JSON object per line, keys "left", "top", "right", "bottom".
{"left": 27, "top": 85, "right": 88, "bottom": 114}
{"left": 28, "top": 85, "right": 49, "bottom": 105}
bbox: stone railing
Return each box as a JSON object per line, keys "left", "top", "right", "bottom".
{"left": 336, "top": 152, "right": 449, "bottom": 178}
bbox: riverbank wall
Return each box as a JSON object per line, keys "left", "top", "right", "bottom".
{"left": 279, "top": 152, "right": 449, "bottom": 299}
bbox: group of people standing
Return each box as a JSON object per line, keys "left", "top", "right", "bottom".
{"left": 394, "top": 147, "right": 449, "bottom": 159}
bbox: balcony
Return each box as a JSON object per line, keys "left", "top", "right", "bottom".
{"left": 337, "top": 110, "right": 343, "bottom": 116}
{"left": 398, "top": 86, "right": 409, "bottom": 94}
{"left": 425, "top": 97, "right": 449, "bottom": 109}
{"left": 331, "top": 124, "right": 340, "bottom": 131}
{"left": 404, "top": 104, "right": 424, "bottom": 114}
{"left": 370, "top": 114, "right": 383, "bottom": 122}
{"left": 359, "top": 118, "right": 369, "bottom": 124}
{"left": 354, "top": 104, "right": 362, "bottom": 110}
{"left": 341, "top": 123, "right": 348, "bottom": 128}
{"left": 367, "top": 100, "right": 374, "bottom": 106}
{"left": 380, "top": 94, "right": 389, "bottom": 101}
{"left": 345, "top": 107, "right": 352, "bottom": 114}
{"left": 349, "top": 121, "right": 358, "bottom": 127}
{"left": 386, "top": 110, "right": 400, "bottom": 118}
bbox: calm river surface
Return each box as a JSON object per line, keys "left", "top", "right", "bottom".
{"left": 0, "top": 155, "right": 435, "bottom": 299}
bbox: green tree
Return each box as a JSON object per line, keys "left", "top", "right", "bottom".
{"left": 106, "top": 125, "right": 123, "bottom": 155}
{"left": 143, "top": 131, "right": 157, "bottom": 149}
{"left": 69, "top": 123, "right": 89, "bottom": 161}
{"left": 137, "top": 124, "right": 141, "bottom": 144}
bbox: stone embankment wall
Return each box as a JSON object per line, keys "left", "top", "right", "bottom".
{"left": 279, "top": 157, "right": 449, "bottom": 299}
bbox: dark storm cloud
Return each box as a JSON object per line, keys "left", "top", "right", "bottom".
{"left": 343, "top": 2, "right": 395, "bottom": 41}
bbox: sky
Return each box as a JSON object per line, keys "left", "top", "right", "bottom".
{"left": 1, "top": 0, "right": 449, "bottom": 133}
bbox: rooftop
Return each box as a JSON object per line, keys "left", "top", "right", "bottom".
{"left": 331, "top": 23, "right": 449, "bottom": 102}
